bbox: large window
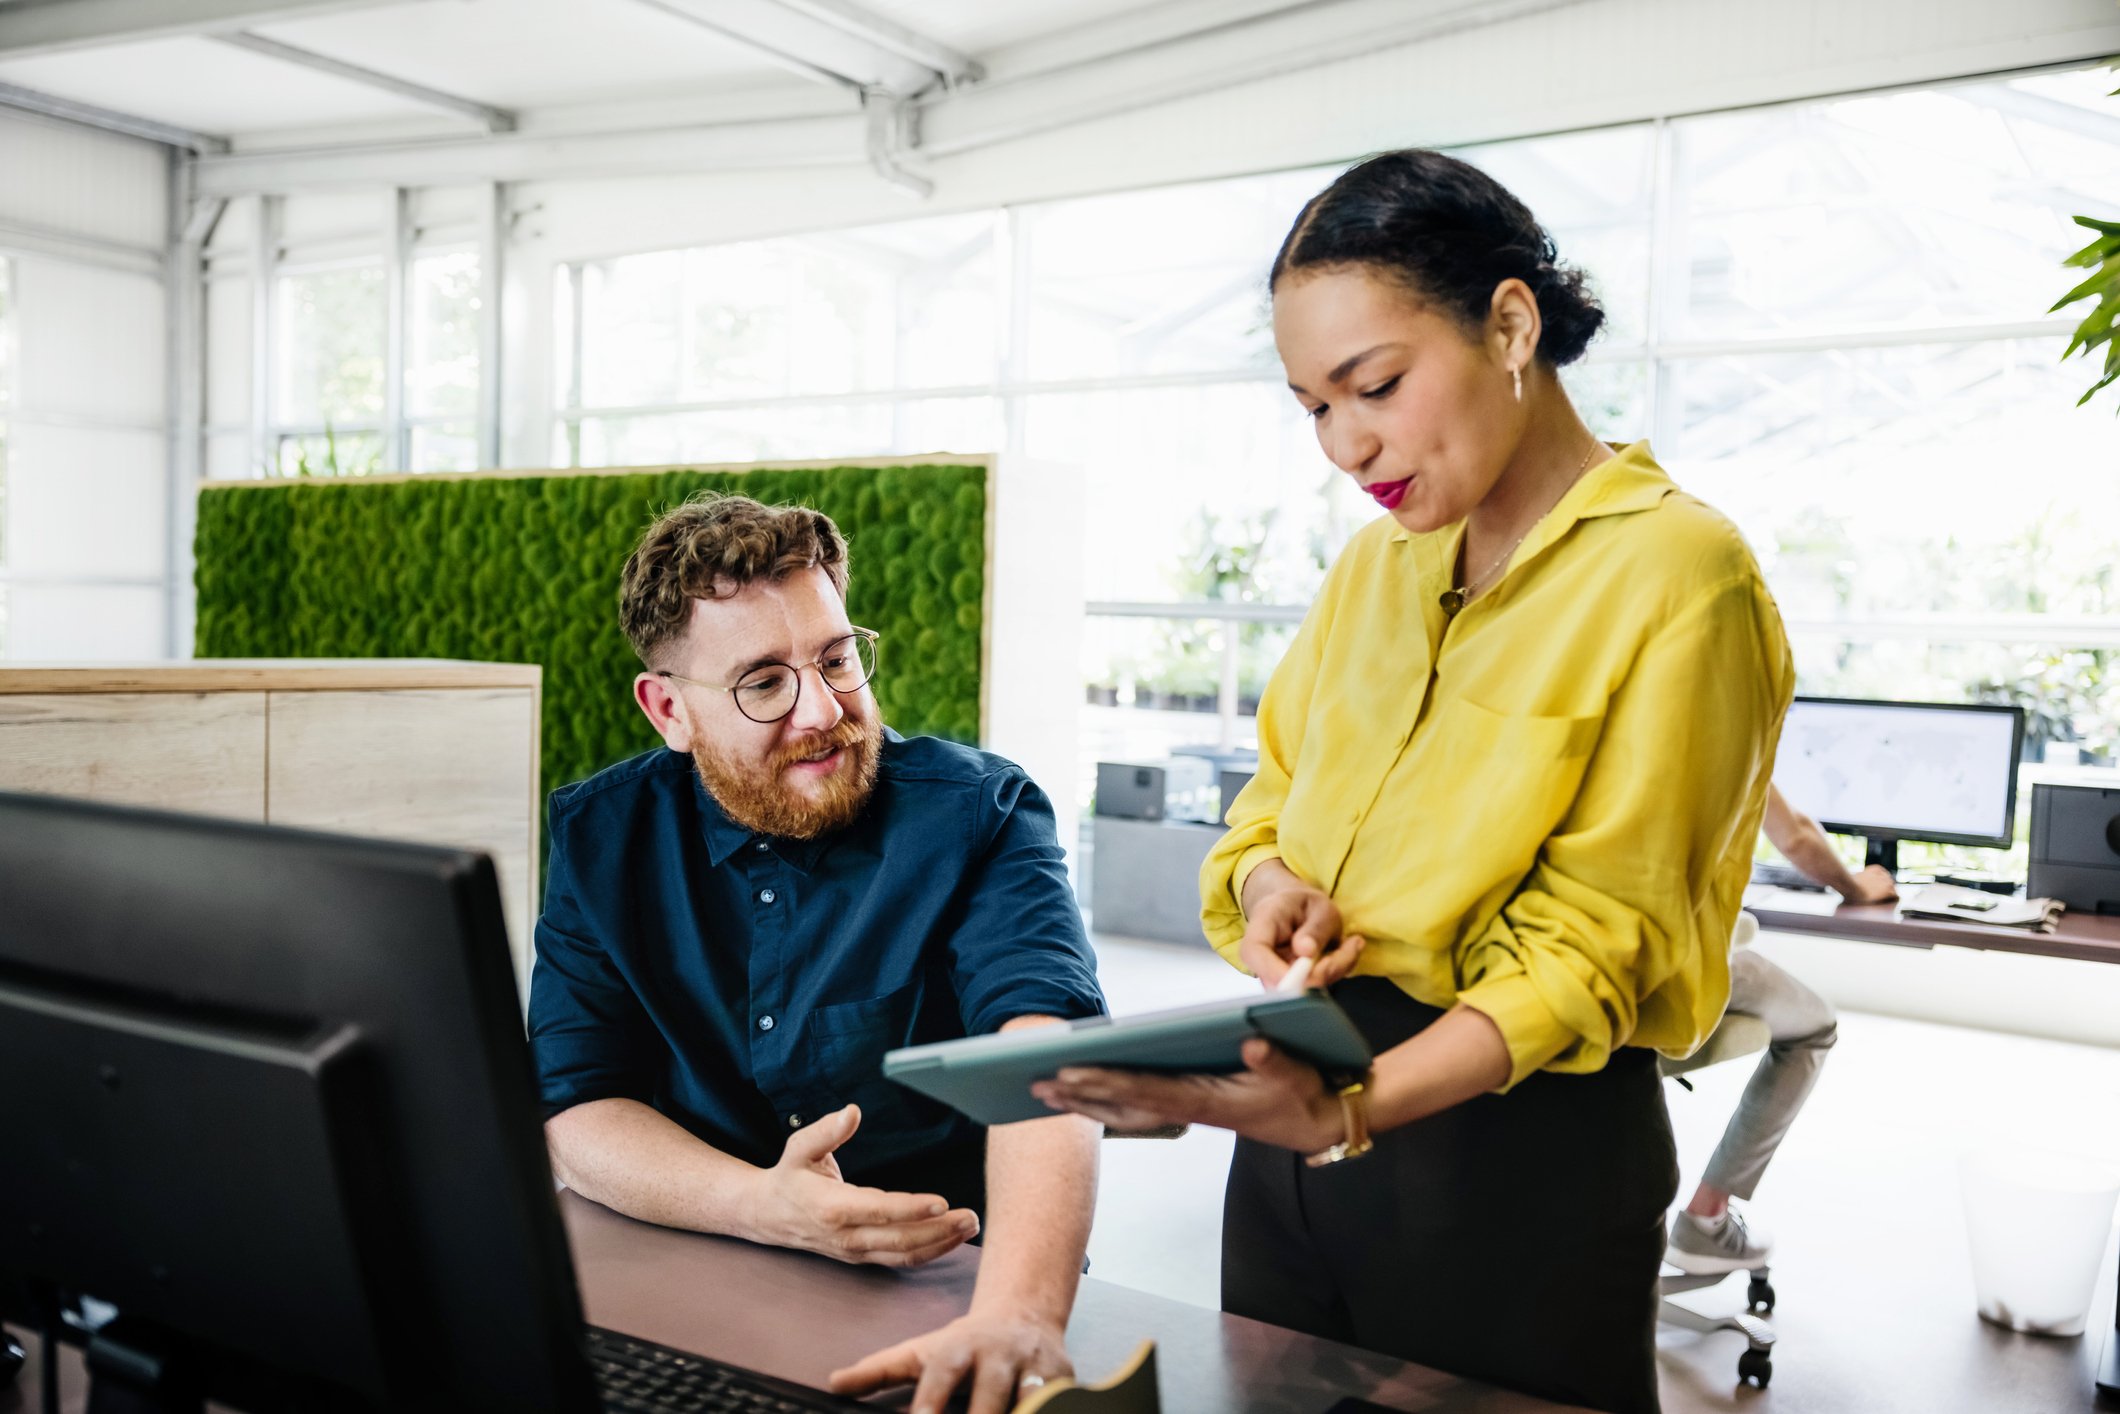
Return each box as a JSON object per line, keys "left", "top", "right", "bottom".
{"left": 261, "top": 197, "right": 488, "bottom": 478}
{"left": 0, "top": 256, "right": 10, "bottom": 650}
{"left": 555, "top": 66, "right": 2120, "bottom": 830}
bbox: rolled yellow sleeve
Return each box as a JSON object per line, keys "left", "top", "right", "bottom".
{"left": 1457, "top": 573, "right": 1793, "bottom": 1089}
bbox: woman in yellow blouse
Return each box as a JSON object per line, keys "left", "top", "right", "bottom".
{"left": 1034, "top": 151, "right": 1793, "bottom": 1413}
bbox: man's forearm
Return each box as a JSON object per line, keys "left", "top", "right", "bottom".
{"left": 971, "top": 1016, "right": 1100, "bottom": 1324}
{"left": 972, "top": 1110, "right": 1099, "bottom": 1324}
{"left": 546, "top": 1096, "right": 764, "bottom": 1239}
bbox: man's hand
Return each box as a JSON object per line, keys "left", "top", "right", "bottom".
{"left": 1236, "top": 876, "right": 1365, "bottom": 990}
{"left": 829, "top": 1307, "right": 1071, "bottom": 1414}
{"left": 1842, "top": 864, "right": 1899, "bottom": 905}
{"left": 740, "top": 1105, "right": 979, "bottom": 1267}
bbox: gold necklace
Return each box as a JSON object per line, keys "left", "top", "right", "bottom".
{"left": 1439, "top": 442, "right": 1602, "bottom": 617}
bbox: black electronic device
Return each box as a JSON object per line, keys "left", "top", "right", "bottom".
{"left": 1774, "top": 697, "right": 2024, "bottom": 875}
{"left": 2029, "top": 782, "right": 2120, "bottom": 915}
{"left": 0, "top": 792, "right": 867, "bottom": 1414}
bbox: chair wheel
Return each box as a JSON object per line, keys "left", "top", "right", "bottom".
{"left": 1747, "top": 1277, "right": 1776, "bottom": 1313}
{"left": 1, "top": 1330, "right": 23, "bottom": 1388}
{"left": 1738, "top": 1348, "right": 1772, "bottom": 1387}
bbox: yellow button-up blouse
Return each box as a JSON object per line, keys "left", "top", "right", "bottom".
{"left": 1201, "top": 442, "right": 1795, "bottom": 1088}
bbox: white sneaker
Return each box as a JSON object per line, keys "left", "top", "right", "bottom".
{"left": 1666, "top": 1207, "right": 1773, "bottom": 1274}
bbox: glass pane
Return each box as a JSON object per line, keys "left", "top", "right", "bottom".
{"left": 1452, "top": 124, "right": 1656, "bottom": 349}
{"left": 1021, "top": 168, "right": 1327, "bottom": 382}
{"left": 277, "top": 431, "right": 384, "bottom": 478}
{"left": 409, "top": 421, "right": 477, "bottom": 473}
{"left": 578, "top": 396, "right": 1001, "bottom": 467}
{"left": 275, "top": 263, "right": 385, "bottom": 426}
{"left": 1020, "top": 381, "right": 1367, "bottom": 606}
{"left": 408, "top": 248, "right": 480, "bottom": 419}
{"left": 1561, "top": 359, "right": 1651, "bottom": 443}
{"left": 1668, "top": 67, "right": 2120, "bottom": 340}
{"left": 0, "top": 255, "right": 10, "bottom": 574}
{"left": 1662, "top": 339, "right": 2120, "bottom": 622}
{"left": 575, "top": 213, "right": 1001, "bottom": 409}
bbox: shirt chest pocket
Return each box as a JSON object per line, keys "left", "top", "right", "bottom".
{"left": 1421, "top": 695, "right": 1604, "bottom": 881}
{"left": 807, "top": 980, "right": 955, "bottom": 1139}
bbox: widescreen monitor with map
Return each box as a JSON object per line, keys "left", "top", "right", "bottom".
{"left": 1773, "top": 697, "right": 2025, "bottom": 869}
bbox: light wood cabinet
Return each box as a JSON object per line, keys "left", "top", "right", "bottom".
{"left": 0, "top": 660, "right": 541, "bottom": 990}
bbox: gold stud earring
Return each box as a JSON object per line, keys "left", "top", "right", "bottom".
{"left": 1512, "top": 366, "right": 1522, "bottom": 402}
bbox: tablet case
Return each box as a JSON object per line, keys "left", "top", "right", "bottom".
{"left": 882, "top": 991, "right": 1374, "bottom": 1126}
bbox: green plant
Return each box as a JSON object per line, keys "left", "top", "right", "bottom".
{"left": 195, "top": 463, "right": 989, "bottom": 813}
{"left": 2053, "top": 67, "right": 2120, "bottom": 411}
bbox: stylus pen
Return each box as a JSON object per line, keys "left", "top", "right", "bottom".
{"left": 1277, "top": 956, "right": 1316, "bottom": 993}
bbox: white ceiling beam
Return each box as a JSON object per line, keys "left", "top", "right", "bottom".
{"left": 918, "top": 0, "right": 1602, "bottom": 158}
{"left": 629, "top": 0, "right": 950, "bottom": 96}
{"left": 215, "top": 31, "right": 517, "bottom": 132}
{"left": 192, "top": 112, "right": 867, "bottom": 197}
{"left": 0, "top": 78, "right": 229, "bottom": 151}
{"left": 772, "top": 0, "right": 982, "bottom": 88}
{"left": 0, "top": 0, "right": 418, "bottom": 59}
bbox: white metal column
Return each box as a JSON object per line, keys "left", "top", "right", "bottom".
{"left": 476, "top": 182, "right": 504, "bottom": 469}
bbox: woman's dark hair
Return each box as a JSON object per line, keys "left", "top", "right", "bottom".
{"left": 1270, "top": 149, "right": 1605, "bottom": 367}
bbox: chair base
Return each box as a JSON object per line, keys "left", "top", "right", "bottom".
{"left": 1660, "top": 1264, "right": 1777, "bottom": 1388}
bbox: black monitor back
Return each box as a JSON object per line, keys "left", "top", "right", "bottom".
{"left": 0, "top": 791, "right": 595, "bottom": 1412}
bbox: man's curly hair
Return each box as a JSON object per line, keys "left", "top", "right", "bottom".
{"left": 619, "top": 492, "right": 849, "bottom": 669}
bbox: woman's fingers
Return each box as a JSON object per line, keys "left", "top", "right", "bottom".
{"left": 1312, "top": 933, "right": 1366, "bottom": 985}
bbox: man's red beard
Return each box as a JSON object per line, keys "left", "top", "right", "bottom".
{"left": 691, "top": 714, "right": 881, "bottom": 840}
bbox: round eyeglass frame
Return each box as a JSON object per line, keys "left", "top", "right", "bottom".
{"left": 657, "top": 627, "right": 881, "bottom": 725}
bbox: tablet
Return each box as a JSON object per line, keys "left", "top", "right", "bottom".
{"left": 882, "top": 990, "right": 1374, "bottom": 1126}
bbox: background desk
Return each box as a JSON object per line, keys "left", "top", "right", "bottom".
{"left": 1746, "top": 886, "right": 2120, "bottom": 1397}
{"left": 1745, "top": 886, "right": 2120, "bottom": 966}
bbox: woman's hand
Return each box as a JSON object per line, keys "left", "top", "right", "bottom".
{"left": 1031, "top": 1038, "right": 1342, "bottom": 1153}
{"left": 1237, "top": 864, "right": 1366, "bottom": 990}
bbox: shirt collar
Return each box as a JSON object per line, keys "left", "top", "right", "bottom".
{"left": 1401, "top": 440, "right": 1674, "bottom": 589}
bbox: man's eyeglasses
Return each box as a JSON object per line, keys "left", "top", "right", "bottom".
{"left": 659, "top": 628, "right": 881, "bottom": 725}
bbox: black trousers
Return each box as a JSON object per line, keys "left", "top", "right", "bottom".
{"left": 1221, "top": 978, "right": 1678, "bottom": 1414}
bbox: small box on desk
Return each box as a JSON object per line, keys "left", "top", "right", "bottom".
{"left": 1095, "top": 758, "right": 1218, "bottom": 823}
{"left": 2029, "top": 782, "right": 2120, "bottom": 915}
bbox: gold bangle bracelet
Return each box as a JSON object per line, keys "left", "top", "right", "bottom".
{"left": 1304, "top": 1072, "right": 1376, "bottom": 1167}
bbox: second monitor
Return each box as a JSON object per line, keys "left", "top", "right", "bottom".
{"left": 1773, "top": 696, "right": 2025, "bottom": 875}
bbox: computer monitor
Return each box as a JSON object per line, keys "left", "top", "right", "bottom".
{"left": 0, "top": 791, "right": 598, "bottom": 1412}
{"left": 1772, "top": 696, "right": 2026, "bottom": 874}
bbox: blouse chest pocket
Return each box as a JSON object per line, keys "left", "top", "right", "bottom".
{"left": 1422, "top": 695, "right": 1604, "bottom": 881}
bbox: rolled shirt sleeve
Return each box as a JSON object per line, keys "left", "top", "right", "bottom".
{"left": 526, "top": 811, "right": 655, "bottom": 1119}
{"left": 942, "top": 766, "right": 1107, "bottom": 1036}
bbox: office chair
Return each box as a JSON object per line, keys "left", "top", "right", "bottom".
{"left": 1660, "top": 1011, "right": 1778, "bottom": 1388}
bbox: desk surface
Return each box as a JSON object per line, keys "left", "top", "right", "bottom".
{"left": 0, "top": 1194, "right": 1588, "bottom": 1414}
{"left": 561, "top": 1190, "right": 1588, "bottom": 1414}
{"left": 1746, "top": 886, "right": 2120, "bottom": 965}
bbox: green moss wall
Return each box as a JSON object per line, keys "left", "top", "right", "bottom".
{"left": 195, "top": 463, "right": 988, "bottom": 799}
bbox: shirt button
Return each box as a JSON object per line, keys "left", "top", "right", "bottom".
{"left": 758, "top": 1015, "right": 776, "bottom": 1032}
{"left": 758, "top": 888, "right": 777, "bottom": 904}
{"left": 788, "top": 1114, "right": 802, "bottom": 1129}
{"left": 754, "top": 841, "right": 770, "bottom": 853}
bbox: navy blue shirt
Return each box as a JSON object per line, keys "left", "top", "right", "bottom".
{"left": 528, "top": 732, "right": 1105, "bottom": 1198}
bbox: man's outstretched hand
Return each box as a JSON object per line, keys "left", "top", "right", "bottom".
{"left": 737, "top": 1104, "right": 979, "bottom": 1268}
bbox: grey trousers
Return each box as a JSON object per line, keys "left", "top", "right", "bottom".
{"left": 1701, "top": 940, "right": 1838, "bottom": 1200}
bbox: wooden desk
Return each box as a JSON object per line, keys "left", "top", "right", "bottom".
{"left": 1746, "top": 886, "right": 2120, "bottom": 1396}
{"left": 0, "top": 1194, "right": 1589, "bottom": 1414}
{"left": 1744, "top": 886, "right": 2120, "bottom": 966}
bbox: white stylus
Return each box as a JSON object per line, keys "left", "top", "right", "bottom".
{"left": 1277, "top": 955, "right": 1315, "bottom": 994}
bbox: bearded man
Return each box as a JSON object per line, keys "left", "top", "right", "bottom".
{"left": 529, "top": 492, "right": 1106, "bottom": 1411}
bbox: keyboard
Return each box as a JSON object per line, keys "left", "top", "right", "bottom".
{"left": 1749, "top": 861, "right": 1826, "bottom": 892}
{"left": 588, "top": 1326, "right": 868, "bottom": 1413}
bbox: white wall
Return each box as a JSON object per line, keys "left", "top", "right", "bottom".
{"left": 0, "top": 106, "right": 171, "bottom": 660}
